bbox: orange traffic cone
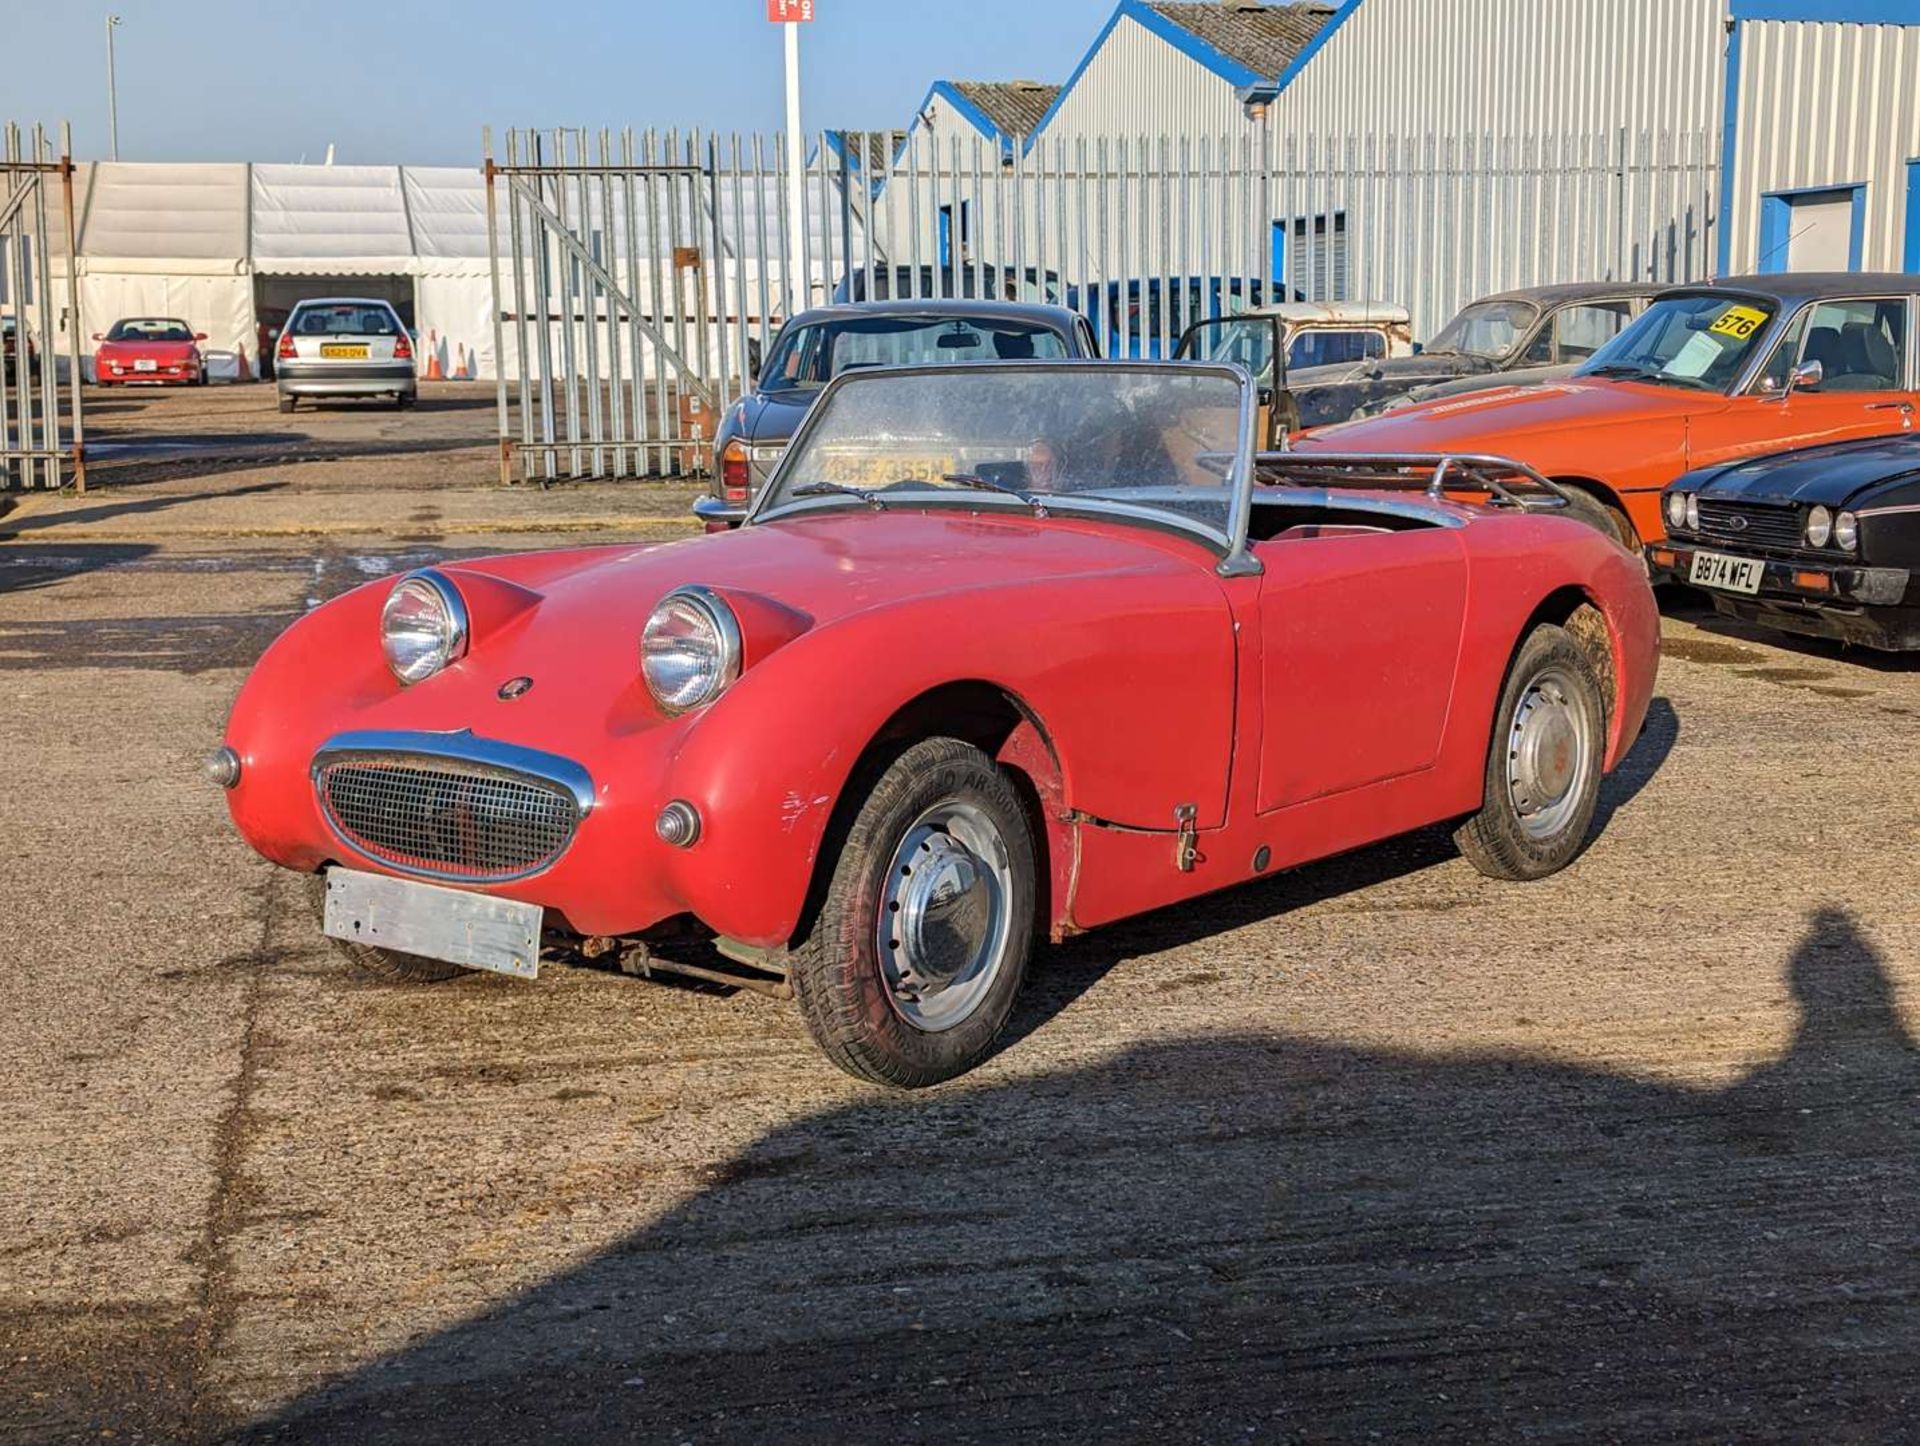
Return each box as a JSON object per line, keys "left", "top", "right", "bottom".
{"left": 454, "top": 342, "right": 470, "bottom": 380}
{"left": 423, "top": 328, "right": 444, "bottom": 381}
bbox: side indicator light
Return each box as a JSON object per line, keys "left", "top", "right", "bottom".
{"left": 1792, "top": 571, "right": 1831, "bottom": 593}
{"left": 1649, "top": 548, "right": 1677, "bottom": 569}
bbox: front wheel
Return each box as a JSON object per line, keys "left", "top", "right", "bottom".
{"left": 1455, "top": 623, "right": 1607, "bottom": 881}
{"left": 791, "top": 737, "right": 1036, "bottom": 1088}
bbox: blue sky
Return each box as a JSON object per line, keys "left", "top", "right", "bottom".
{"left": 0, "top": 0, "right": 1113, "bottom": 165}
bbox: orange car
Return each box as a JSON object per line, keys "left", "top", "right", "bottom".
{"left": 1293, "top": 273, "right": 1920, "bottom": 549}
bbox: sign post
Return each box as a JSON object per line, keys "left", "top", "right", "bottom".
{"left": 768, "top": 0, "right": 814, "bottom": 316}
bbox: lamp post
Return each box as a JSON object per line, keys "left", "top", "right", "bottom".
{"left": 766, "top": 1, "right": 814, "bottom": 314}
{"left": 105, "top": 14, "right": 122, "bottom": 161}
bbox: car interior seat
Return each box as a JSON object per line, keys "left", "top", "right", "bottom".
{"left": 1832, "top": 320, "right": 1899, "bottom": 390}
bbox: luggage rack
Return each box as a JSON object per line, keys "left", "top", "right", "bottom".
{"left": 1252, "top": 451, "right": 1572, "bottom": 511}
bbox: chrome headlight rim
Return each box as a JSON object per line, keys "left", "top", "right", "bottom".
{"left": 1833, "top": 509, "right": 1859, "bottom": 552}
{"left": 381, "top": 568, "right": 470, "bottom": 686}
{"left": 1805, "top": 505, "right": 1833, "bottom": 549}
{"left": 1684, "top": 492, "right": 1700, "bottom": 532}
{"left": 642, "top": 584, "right": 743, "bottom": 716}
{"left": 1666, "top": 491, "right": 1687, "bottom": 530}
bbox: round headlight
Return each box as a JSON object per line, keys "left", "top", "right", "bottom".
{"left": 381, "top": 571, "right": 468, "bottom": 685}
{"left": 642, "top": 586, "right": 741, "bottom": 714}
{"left": 1685, "top": 493, "right": 1700, "bottom": 532}
{"left": 1805, "top": 505, "right": 1832, "bottom": 549}
{"left": 1833, "top": 510, "right": 1859, "bottom": 552}
{"left": 1666, "top": 492, "right": 1688, "bottom": 529}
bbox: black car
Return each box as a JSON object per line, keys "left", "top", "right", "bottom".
{"left": 1649, "top": 433, "right": 1920, "bottom": 650}
{"left": 1320, "top": 282, "right": 1662, "bottom": 422}
{"left": 695, "top": 300, "right": 1100, "bottom": 529}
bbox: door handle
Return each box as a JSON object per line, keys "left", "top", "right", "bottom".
{"left": 1865, "top": 400, "right": 1913, "bottom": 413}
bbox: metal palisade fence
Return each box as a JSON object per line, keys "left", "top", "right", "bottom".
{"left": 488, "top": 123, "right": 1717, "bottom": 482}
{"left": 0, "top": 122, "right": 86, "bottom": 491}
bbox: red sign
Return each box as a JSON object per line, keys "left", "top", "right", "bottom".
{"left": 767, "top": 0, "right": 814, "bottom": 19}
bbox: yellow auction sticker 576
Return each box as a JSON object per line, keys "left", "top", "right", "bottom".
{"left": 1708, "top": 304, "right": 1769, "bottom": 340}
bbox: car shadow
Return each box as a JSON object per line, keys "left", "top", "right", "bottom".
{"left": 1005, "top": 695, "right": 1678, "bottom": 1046}
{"left": 238, "top": 905, "right": 1920, "bottom": 1443}
{"left": 0, "top": 482, "right": 284, "bottom": 537}
{"left": 0, "top": 541, "right": 158, "bottom": 597}
{"left": 1662, "top": 590, "right": 1920, "bottom": 675}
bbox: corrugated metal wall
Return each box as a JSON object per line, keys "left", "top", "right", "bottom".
{"left": 1263, "top": 0, "right": 1725, "bottom": 140}
{"left": 1725, "top": 18, "right": 1920, "bottom": 273}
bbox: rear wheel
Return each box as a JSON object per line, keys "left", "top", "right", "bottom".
{"left": 1555, "top": 484, "right": 1638, "bottom": 553}
{"left": 1455, "top": 624, "right": 1606, "bottom": 881}
{"left": 791, "top": 738, "right": 1036, "bottom": 1088}
{"left": 396, "top": 391, "right": 415, "bottom": 410}
{"left": 305, "top": 871, "right": 466, "bottom": 983}
{"left": 278, "top": 394, "right": 296, "bottom": 414}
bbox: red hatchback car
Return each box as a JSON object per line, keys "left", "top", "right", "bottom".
{"left": 93, "top": 316, "right": 208, "bottom": 386}
{"left": 211, "top": 362, "right": 1658, "bottom": 1086}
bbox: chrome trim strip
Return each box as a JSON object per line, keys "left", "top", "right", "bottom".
{"left": 310, "top": 729, "right": 596, "bottom": 818}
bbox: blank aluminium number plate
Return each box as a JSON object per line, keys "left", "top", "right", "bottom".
{"left": 323, "top": 867, "right": 542, "bottom": 978}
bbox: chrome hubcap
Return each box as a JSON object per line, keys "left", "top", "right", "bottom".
{"left": 877, "top": 802, "right": 1013, "bottom": 1033}
{"left": 1505, "top": 667, "right": 1594, "bottom": 841}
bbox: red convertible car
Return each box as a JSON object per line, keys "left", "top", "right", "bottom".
{"left": 212, "top": 362, "right": 1659, "bottom": 1086}
{"left": 93, "top": 316, "right": 208, "bottom": 386}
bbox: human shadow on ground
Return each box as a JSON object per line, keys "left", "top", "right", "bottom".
{"left": 241, "top": 900, "right": 1916, "bottom": 1444}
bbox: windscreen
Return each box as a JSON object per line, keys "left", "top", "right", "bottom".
{"left": 760, "top": 315, "right": 1071, "bottom": 391}
{"left": 762, "top": 365, "right": 1247, "bottom": 540}
{"left": 1178, "top": 317, "right": 1277, "bottom": 386}
{"left": 1576, "top": 293, "right": 1777, "bottom": 392}
{"left": 107, "top": 318, "right": 194, "bottom": 342}
{"left": 1427, "top": 300, "right": 1538, "bottom": 360}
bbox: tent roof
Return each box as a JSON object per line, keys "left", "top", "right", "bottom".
{"left": 250, "top": 163, "right": 413, "bottom": 273}
{"left": 77, "top": 162, "right": 250, "bottom": 262}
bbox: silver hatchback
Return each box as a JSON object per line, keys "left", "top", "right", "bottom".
{"left": 275, "top": 298, "right": 416, "bottom": 412}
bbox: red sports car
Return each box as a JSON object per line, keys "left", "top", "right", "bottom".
{"left": 93, "top": 316, "right": 208, "bottom": 386}
{"left": 211, "top": 362, "right": 1659, "bottom": 1086}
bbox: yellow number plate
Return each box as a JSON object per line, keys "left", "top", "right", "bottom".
{"left": 831, "top": 454, "right": 956, "bottom": 484}
{"left": 319, "top": 343, "right": 370, "bottom": 359}
{"left": 1708, "top": 305, "right": 1768, "bottom": 340}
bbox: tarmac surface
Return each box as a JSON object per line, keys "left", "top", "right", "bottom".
{"left": 2, "top": 383, "right": 1917, "bottom": 1443}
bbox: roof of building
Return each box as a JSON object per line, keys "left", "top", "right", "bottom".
{"left": 1144, "top": 2, "right": 1340, "bottom": 80}
{"left": 947, "top": 81, "right": 1063, "bottom": 139}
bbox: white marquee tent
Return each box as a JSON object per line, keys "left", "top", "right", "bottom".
{"left": 66, "top": 161, "right": 503, "bottom": 381}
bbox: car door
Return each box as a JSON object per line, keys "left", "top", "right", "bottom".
{"left": 1253, "top": 523, "right": 1470, "bottom": 813}
{"left": 1687, "top": 296, "right": 1917, "bottom": 470}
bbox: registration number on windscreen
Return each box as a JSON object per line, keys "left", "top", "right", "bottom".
{"left": 1689, "top": 550, "right": 1764, "bottom": 595}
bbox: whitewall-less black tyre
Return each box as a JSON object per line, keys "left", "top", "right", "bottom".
{"left": 791, "top": 737, "right": 1036, "bottom": 1088}
{"left": 1455, "top": 624, "right": 1607, "bottom": 882}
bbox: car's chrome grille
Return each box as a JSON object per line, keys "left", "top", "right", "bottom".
{"left": 1694, "top": 499, "right": 1803, "bottom": 550}
{"left": 317, "top": 757, "right": 578, "bottom": 881}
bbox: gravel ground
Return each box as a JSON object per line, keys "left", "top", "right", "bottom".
{"left": 2, "top": 384, "right": 1917, "bottom": 1443}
